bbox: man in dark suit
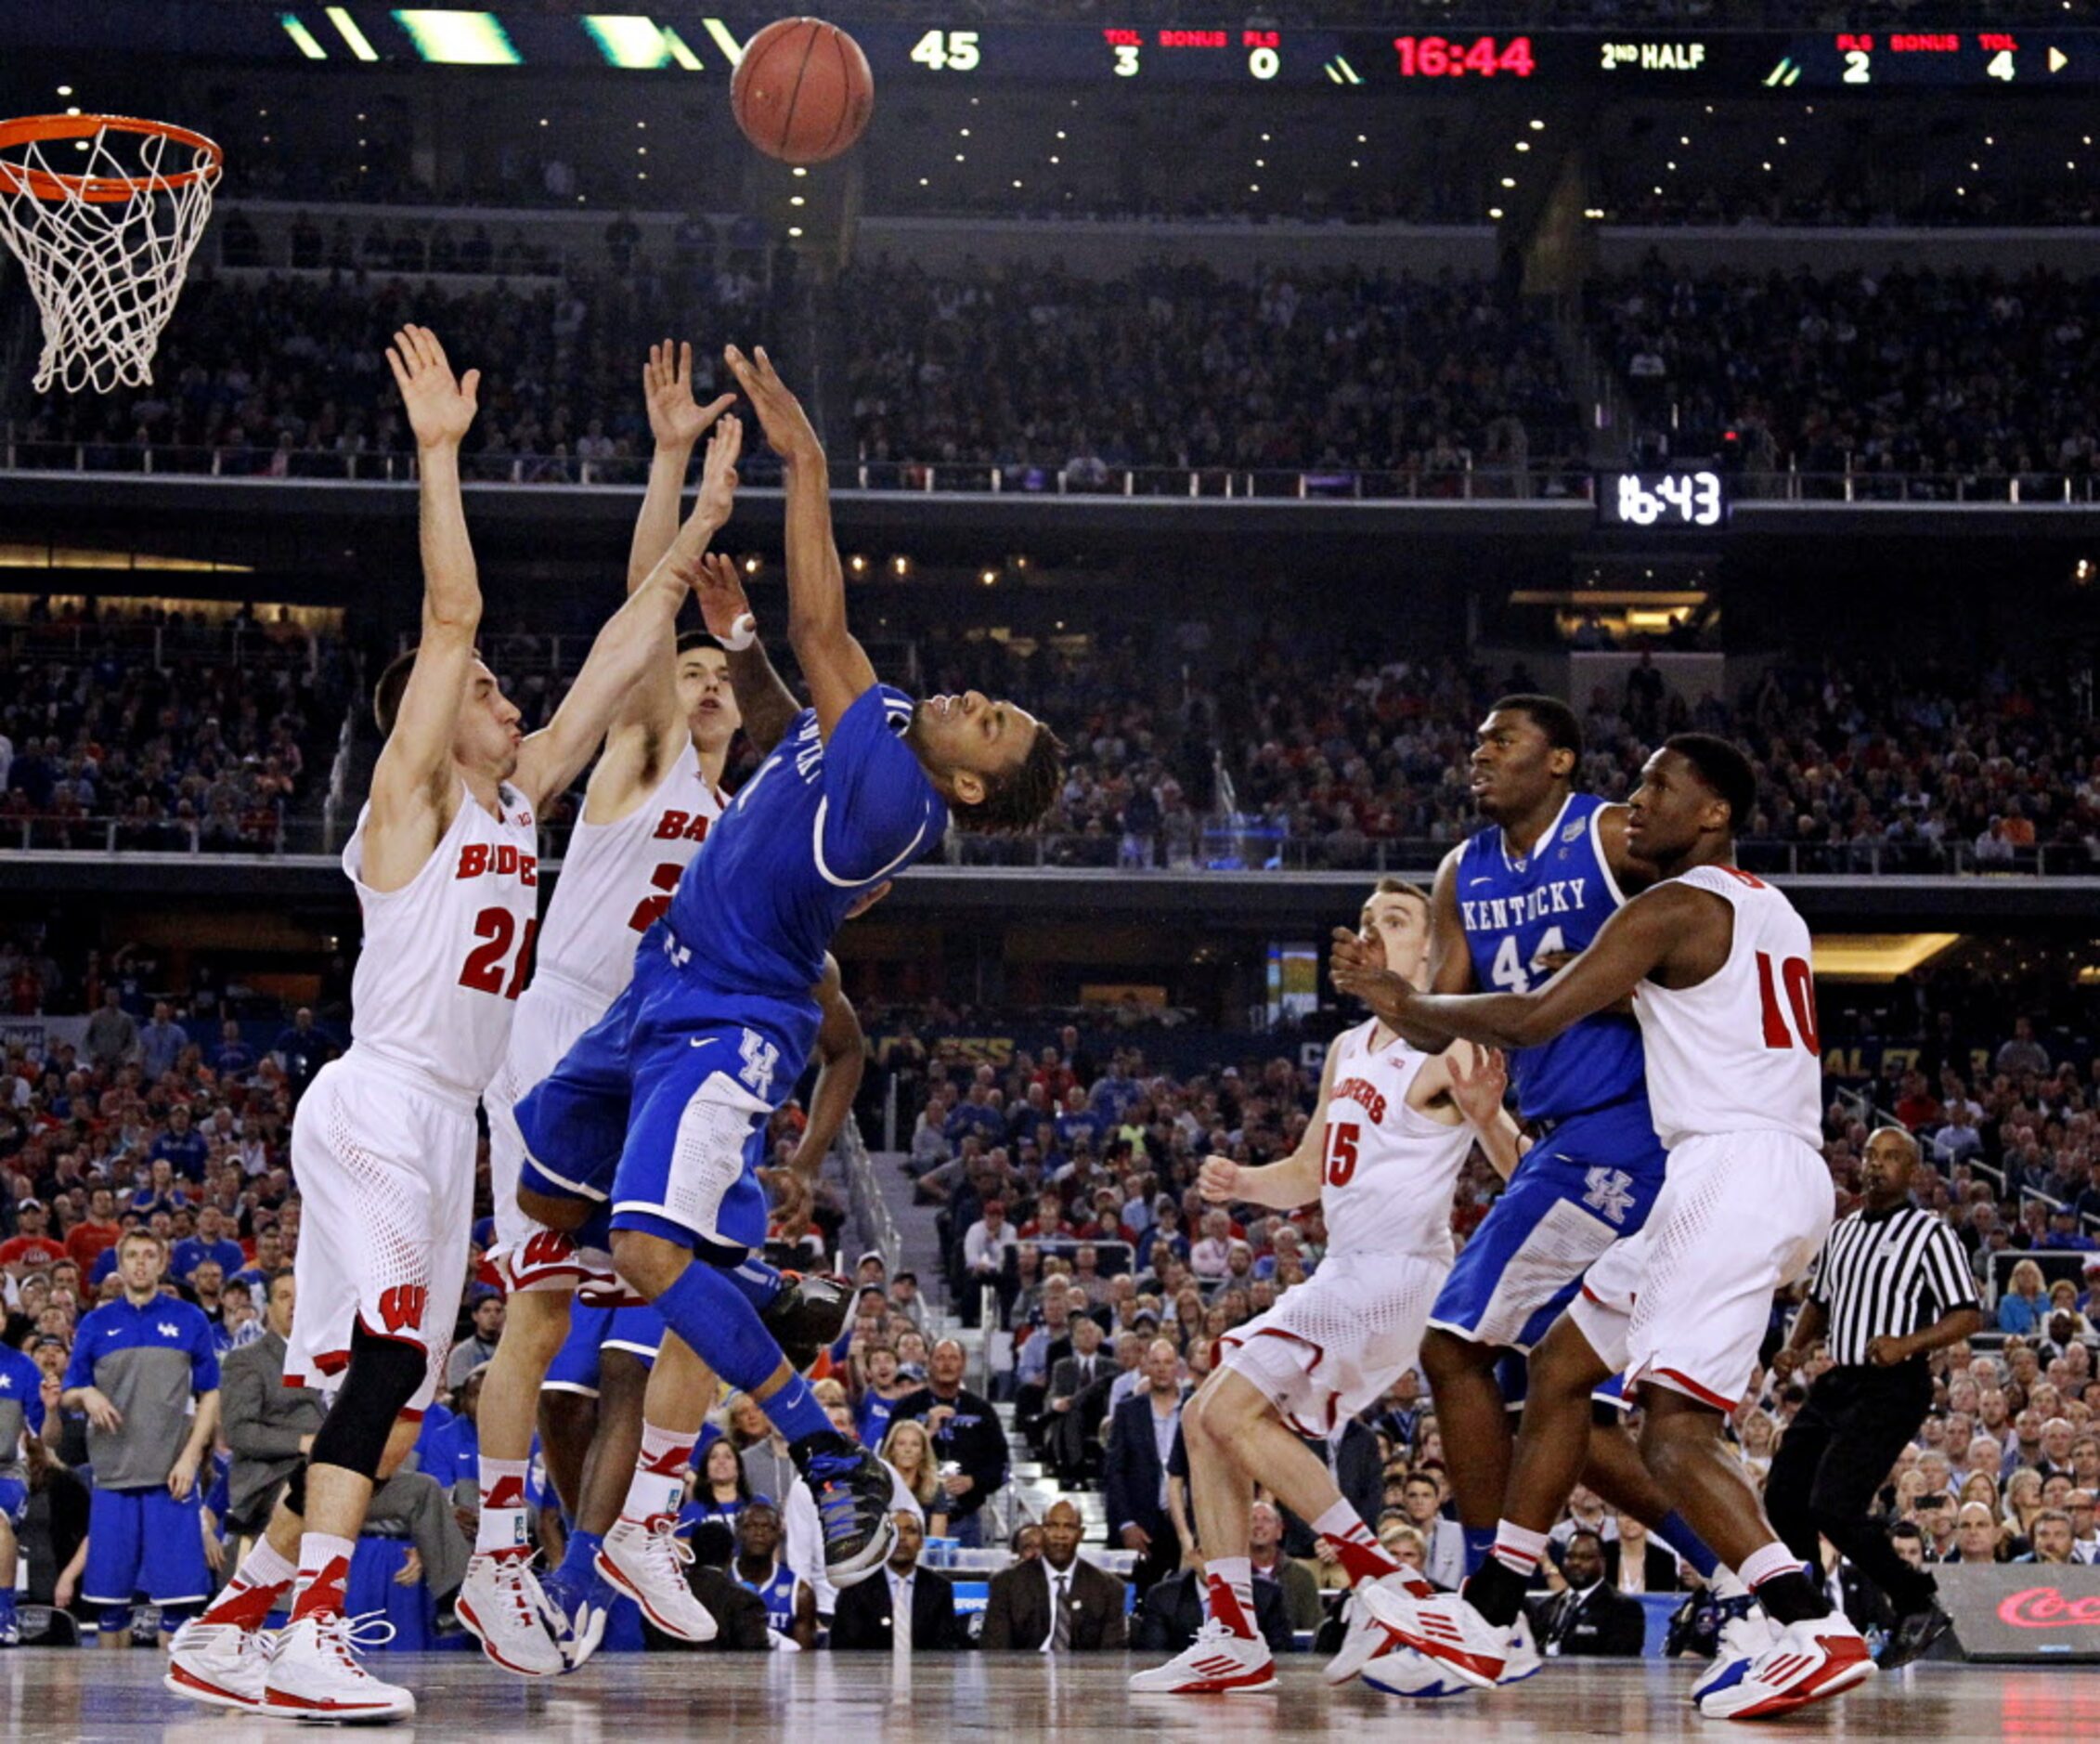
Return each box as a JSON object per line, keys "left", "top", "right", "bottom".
{"left": 1525, "top": 1529, "right": 1646, "bottom": 1658}
{"left": 830, "top": 1511, "right": 963, "bottom": 1650}
{"left": 1104, "top": 1338, "right": 1187, "bottom": 1594}
{"left": 979, "top": 1500, "right": 1127, "bottom": 1651}
{"left": 1133, "top": 1563, "right": 1292, "bottom": 1656}
{"left": 1045, "top": 1316, "right": 1113, "bottom": 1482}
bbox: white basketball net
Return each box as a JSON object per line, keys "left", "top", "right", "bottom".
{"left": 0, "top": 121, "right": 220, "bottom": 395}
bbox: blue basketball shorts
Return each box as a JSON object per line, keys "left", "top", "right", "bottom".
{"left": 1427, "top": 1099, "right": 1668, "bottom": 1353}
{"left": 542, "top": 1303, "right": 666, "bottom": 1397}
{"left": 1494, "top": 1351, "right": 1633, "bottom": 1415}
{"left": 0, "top": 1474, "right": 26, "bottom": 1529}
{"left": 84, "top": 1484, "right": 212, "bottom": 1611}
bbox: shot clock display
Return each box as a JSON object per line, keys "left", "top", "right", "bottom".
{"left": 1598, "top": 471, "right": 1729, "bottom": 530}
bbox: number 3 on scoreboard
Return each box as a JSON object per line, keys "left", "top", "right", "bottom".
{"left": 910, "top": 30, "right": 980, "bottom": 72}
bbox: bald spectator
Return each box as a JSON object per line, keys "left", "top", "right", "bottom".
{"left": 1105, "top": 1337, "right": 1186, "bottom": 1594}
{"left": 979, "top": 1499, "right": 1126, "bottom": 1651}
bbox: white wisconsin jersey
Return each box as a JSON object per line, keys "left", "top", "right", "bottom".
{"left": 1317, "top": 1018, "right": 1478, "bottom": 1262}
{"left": 1632, "top": 864, "right": 1822, "bottom": 1150}
{"left": 533, "top": 740, "right": 723, "bottom": 1005}
{"left": 344, "top": 781, "right": 539, "bottom": 1097}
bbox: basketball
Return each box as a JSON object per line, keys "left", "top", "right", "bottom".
{"left": 731, "top": 17, "right": 875, "bottom": 166}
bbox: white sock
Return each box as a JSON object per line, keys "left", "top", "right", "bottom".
{"left": 236, "top": 1535, "right": 298, "bottom": 1591}
{"left": 1203, "top": 1555, "right": 1257, "bottom": 1640}
{"left": 1490, "top": 1519, "right": 1549, "bottom": 1578}
{"left": 1736, "top": 1540, "right": 1805, "bottom": 1594}
{"left": 622, "top": 1423, "right": 694, "bottom": 1523}
{"left": 476, "top": 1456, "right": 531, "bottom": 1554}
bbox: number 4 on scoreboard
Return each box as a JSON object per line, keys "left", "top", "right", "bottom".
{"left": 910, "top": 30, "right": 980, "bottom": 71}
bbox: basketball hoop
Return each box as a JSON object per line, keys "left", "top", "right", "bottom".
{"left": 0, "top": 113, "right": 222, "bottom": 395}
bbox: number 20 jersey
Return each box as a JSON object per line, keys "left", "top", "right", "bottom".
{"left": 1455, "top": 791, "right": 1646, "bottom": 1124}
{"left": 1631, "top": 865, "right": 1822, "bottom": 1150}
{"left": 342, "top": 780, "right": 538, "bottom": 1097}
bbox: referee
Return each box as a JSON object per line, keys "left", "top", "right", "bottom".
{"left": 1766, "top": 1126, "right": 1981, "bottom": 1668}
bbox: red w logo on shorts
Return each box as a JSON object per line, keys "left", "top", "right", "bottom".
{"left": 520, "top": 1229, "right": 575, "bottom": 1272}
{"left": 377, "top": 1284, "right": 429, "bottom": 1334}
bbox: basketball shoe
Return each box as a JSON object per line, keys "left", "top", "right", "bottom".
{"left": 1324, "top": 1570, "right": 1436, "bottom": 1685}
{"left": 597, "top": 1513, "right": 719, "bottom": 1642}
{"left": 1690, "top": 1595, "right": 1776, "bottom": 1706}
{"left": 1694, "top": 1614, "right": 1874, "bottom": 1721}
{"left": 1129, "top": 1619, "right": 1277, "bottom": 1694}
{"left": 264, "top": 1611, "right": 415, "bottom": 1721}
{"left": 457, "top": 1550, "right": 567, "bottom": 1675}
{"left": 164, "top": 1617, "right": 273, "bottom": 1711}
{"left": 796, "top": 1432, "right": 897, "bottom": 1587}
{"left": 538, "top": 1555, "right": 617, "bottom": 1670}
{"left": 1356, "top": 1583, "right": 1507, "bottom": 1690}
{"left": 761, "top": 1271, "right": 854, "bottom": 1373}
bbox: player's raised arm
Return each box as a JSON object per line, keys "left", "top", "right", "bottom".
{"left": 1438, "top": 1043, "right": 1526, "bottom": 1181}
{"left": 1331, "top": 880, "right": 1714, "bottom": 1053}
{"left": 627, "top": 340, "right": 736, "bottom": 597}
{"left": 366, "top": 326, "right": 485, "bottom": 874}
{"left": 691, "top": 552, "right": 802, "bottom": 757}
{"left": 723, "top": 344, "right": 876, "bottom": 739}
{"left": 511, "top": 417, "right": 742, "bottom": 812}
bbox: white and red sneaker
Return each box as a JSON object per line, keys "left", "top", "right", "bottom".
{"left": 1128, "top": 1620, "right": 1277, "bottom": 1694}
{"left": 457, "top": 1550, "right": 566, "bottom": 1676}
{"left": 1324, "top": 1571, "right": 1432, "bottom": 1685}
{"left": 596, "top": 1514, "right": 718, "bottom": 1643}
{"left": 263, "top": 1611, "right": 416, "bottom": 1722}
{"left": 1695, "top": 1614, "right": 1876, "bottom": 1721}
{"left": 164, "top": 1617, "right": 273, "bottom": 1711}
{"left": 1357, "top": 1583, "right": 1508, "bottom": 1690}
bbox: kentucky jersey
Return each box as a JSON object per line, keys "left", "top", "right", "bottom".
{"left": 1455, "top": 791, "right": 1646, "bottom": 1123}
{"left": 667, "top": 683, "right": 947, "bottom": 1010}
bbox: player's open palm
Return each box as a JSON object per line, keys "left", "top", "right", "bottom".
{"left": 1198, "top": 1154, "right": 1240, "bottom": 1203}
{"left": 692, "top": 552, "right": 753, "bottom": 642}
{"left": 694, "top": 413, "right": 744, "bottom": 527}
{"left": 644, "top": 338, "right": 735, "bottom": 449}
{"left": 386, "top": 324, "right": 479, "bottom": 449}
{"left": 724, "top": 344, "right": 820, "bottom": 461}
{"left": 1446, "top": 1043, "right": 1510, "bottom": 1127}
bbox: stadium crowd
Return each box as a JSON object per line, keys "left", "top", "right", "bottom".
{"left": 0, "top": 608, "right": 350, "bottom": 852}
{"left": 1597, "top": 263, "right": 2100, "bottom": 489}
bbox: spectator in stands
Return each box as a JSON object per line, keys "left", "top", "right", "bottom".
{"left": 61, "top": 1230, "right": 218, "bottom": 1648}
{"left": 979, "top": 1498, "right": 1126, "bottom": 1652}
{"left": 1394, "top": 1471, "right": 1465, "bottom": 1591}
{"left": 878, "top": 1419, "right": 947, "bottom": 1538}
{"left": 2020, "top": 1510, "right": 2081, "bottom": 1566}
{"left": 84, "top": 988, "right": 139, "bottom": 1074}
{"left": 1249, "top": 1499, "right": 1322, "bottom": 1633}
{"left": 730, "top": 1501, "right": 815, "bottom": 1648}
{"left": 1996, "top": 1019, "right": 2052, "bottom": 1077}
{"left": 889, "top": 1339, "right": 1007, "bottom": 1549}
{"left": 446, "top": 1290, "right": 504, "bottom": 1387}
{"left": 2, "top": 1200, "right": 65, "bottom": 1274}
{"left": 1104, "top": 1337, "right": 1186, "bottom": 1595}
{"left": 1605, "top": 1511, "right": 1683, "bottom": 1595}
{"left": 829, "top": 1510, "right": 963, "bottom": 1651}
{"left": 2000, "top": 1259, "right": 2050, "bottom": 1334}
{"left": 268, "top": 1008, "right": 331, "bottom": 1093}
{"left": 65, "top": 1187, "right": 122, "bottom": 1272}
{"left": 150, "top": 1106, "right": 209, "bottom": 1185}
{"left": 1526, "top": 1529, "right": 1646, "bottom": 1658}
{"left": 171, "top": 1204, "right": 244, "bottom": 1282}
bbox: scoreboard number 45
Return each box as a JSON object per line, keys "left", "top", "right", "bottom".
{"left": 911, "top": 30, "right": 981, "bottom": 71}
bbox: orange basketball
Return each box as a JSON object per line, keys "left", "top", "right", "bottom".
{"left": 731, "top": 18, "right": 875, "bottom": 166}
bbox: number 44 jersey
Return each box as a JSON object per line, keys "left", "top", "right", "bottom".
{"left": 1456, "top": 791, "right": 1646, "bottom": 1125}
{"left": 1631, "top": 865, "right": 1823, "bottom": 1151}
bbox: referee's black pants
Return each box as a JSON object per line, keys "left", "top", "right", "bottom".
{"left": 1765, "top": 1361, "right": 1936, "bottom": 1616}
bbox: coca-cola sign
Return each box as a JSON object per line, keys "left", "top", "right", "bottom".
{"left": 1997, "top": 1585, "right": 2100, "bottom": 1631}
{"left": 1937, "top": 1566, "right": 2100, "bottom": 1661}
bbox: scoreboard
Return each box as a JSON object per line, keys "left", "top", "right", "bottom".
{"left": 10, "top": 9, "right": 2100, "bottom": 90}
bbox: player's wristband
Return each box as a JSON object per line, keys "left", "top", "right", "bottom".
{"left": 722, "top": 612, "right": 758, "bottom": 652}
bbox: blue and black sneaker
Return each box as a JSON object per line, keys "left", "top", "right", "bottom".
{"left": 538, "top": 1553, "right": 615, "bottom": 1672}
{"left": 792, "top": 1430, "right": 896, "bottom": 1588}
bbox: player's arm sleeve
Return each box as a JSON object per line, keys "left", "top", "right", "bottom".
{"left": 190, "top": 1317, "right": 223, "bottom": 1394}
{"left": 816, "top": 685, "right": 942, "bottom": 883}
{"left": 22, "top": 1364, "right": 46, "bottom": 1438}
{"left": 61, "top": 1323, "right": 97, "bottom": 1392}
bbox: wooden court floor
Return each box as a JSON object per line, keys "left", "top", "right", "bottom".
{"left": 2, "top": 1649, "right": 2094, "bottom": 1740}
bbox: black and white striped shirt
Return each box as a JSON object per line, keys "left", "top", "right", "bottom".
{"left": 1805, "top": 1203, "right": 1979, "bottom": 1367}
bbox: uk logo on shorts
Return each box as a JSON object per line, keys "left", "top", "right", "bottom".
{"left": 1583, "top": 1166, "right": 1637, "bottom": 1226}
{"left": 738, "top": 1027, "right": 780, "bottom": 1098}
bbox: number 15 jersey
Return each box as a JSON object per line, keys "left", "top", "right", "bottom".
{"left": 1317, "top": 1018, "right": 1479, "bottom": 1263}
{"left": 1456, "top": 791, "right": 1646, "bottom": 1124}
{"left": 1631, "top": 865, "right": 1822, "bottom": 1150}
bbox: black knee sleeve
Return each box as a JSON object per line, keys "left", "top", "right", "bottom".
{"left": 308, "top": 1322, "right": 427, "bottom": 1480}
{"left": 284, "top": 1463, "right": 309, "bottom": 1518}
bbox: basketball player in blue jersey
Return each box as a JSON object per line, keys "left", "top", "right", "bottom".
{"left": 514, "top": 343, "right": 1066, "bottom": 1614}
{"left": 1405, "top": 696, "right": 1725, "bottom": 1617}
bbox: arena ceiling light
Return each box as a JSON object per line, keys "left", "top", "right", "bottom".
{"left": 1812, "top": 935, "right": 1961, "bottom": 983}
{"left": 325, "top": 7, "right": 380, "bottom": 60}
{"left": 582, "top": 17, "right": 703, "bottom": 70}
{"left": 280, "top": 14, "right": 330, "bottom": 58}
{"left": 394, "top": 10, "right": 522, "bottom": 64}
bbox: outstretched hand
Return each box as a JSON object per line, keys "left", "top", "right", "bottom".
{"left": 694, "top": 413, "right": 743, "bottom": 527}
{"left": 386, "top": 324, "right": 479, "bottom": 450}
{"left": 643, "top": 338, "right": 736, "bottom": 450}
{"left": 723, "top": 344, "right": 821, "bottom": 463}
{"left": 691, "top": 551, "right": 753, "bottom": 643}
{"left": 1445, "top": 1044, "right": 1510, "bottom": 1127}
